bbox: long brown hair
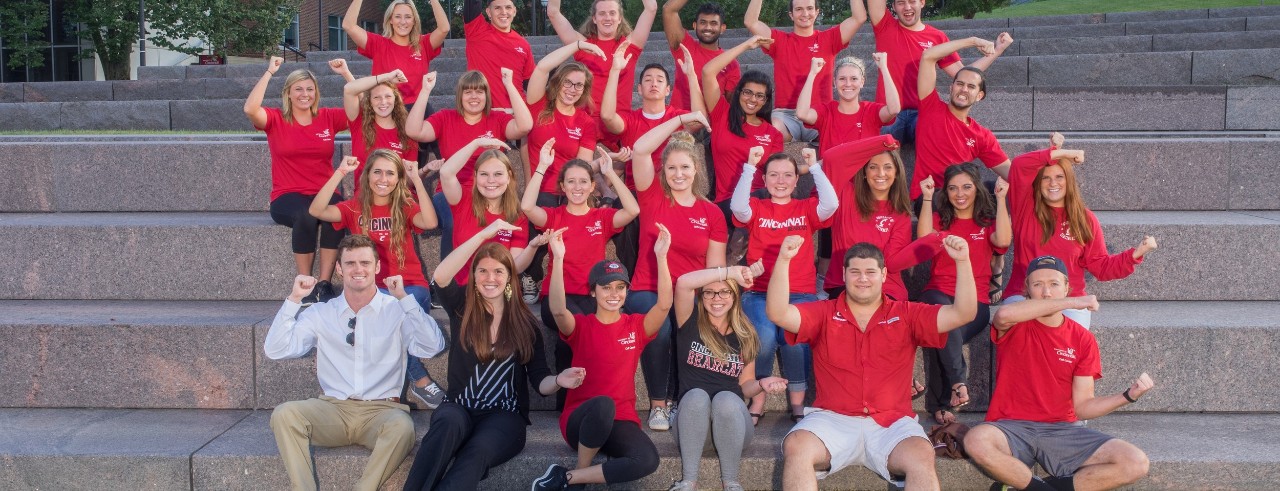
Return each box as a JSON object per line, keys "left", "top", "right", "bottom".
{"left": 1034, "top": 160, "right": 1093, "bottom": 245}
{"left": 854, "top": 150, "right": 911, "bottom": 220}
{"left": 577, "top": 0, "right": 634, "bottom": 39}
{"left": 540, "top": 62, "right": 593, "bottom": 123}
{"left": 358, "top": 149, "right": 415, "bottom": 270}
{"left": 695, "top": 280, "right": 760, "bottom": 363}
{"left": 659, "top": 131, "right": 710, "bottom": 204}
{"left": 455, "top": 70, "right": 493, "bottom": 116}
{"left": 360, "top": 83, "right": 411, "bottom": 155}
{"left": 470, "top": 149, "right": 522, "bottom": 225}
{"left": 935, "top": 163, "right": 996, "bottom": 230}
{"left": 280, "top": 69, "right": 319, "bottom": 124}
{"left": 459, "top": 243, "right": 538, "bottom": 363}
{"left": 381, "top": 0, "right": 423, "bottom": 53}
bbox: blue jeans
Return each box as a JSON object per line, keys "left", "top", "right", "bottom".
{"left": 625, "top": 290, "right": 674, "bottom": 401}
{"left": 432, "top": 192, "right": 454, "bottom": 259}
{"left": 742, "top": 291, "right": 815, "bottom": 392}
{"left": 381, "top": 285, "right": 433, "bottom": 384}
{"left": 881, "top": 109, "right": 919, "bottom": 145}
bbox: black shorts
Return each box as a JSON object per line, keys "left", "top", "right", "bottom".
{"left": 983, "top": 420, "right": 1114, "bottom": 478}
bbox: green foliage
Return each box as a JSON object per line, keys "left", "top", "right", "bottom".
{"left": 148, "top": 0, "right": 302, "bottom": 57}
{"left": 66, "top": 0, "right": 142, "bottom": 80}
{"left": 0, "top": 0, "right": 51, "bottom": 70}
{"left": 938, "top": 0, "right": 1011, "bottom": 19}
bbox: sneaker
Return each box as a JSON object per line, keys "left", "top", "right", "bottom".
{"left": 989, "top": 483, "right": 1013, "bottom": 491}
{"left": 408, "top": 382, "right": 445, "bottom": 410}
{"left": 668, "top": 481, "right": 696, "bottom": 491}
{"left": 301, "top": 280, "right": 325, "bottom": 304}
{"left": 723, "top": 482, "right": 743, "bottom": 491}
{"left": 520, "top": 274, "right": 539, "bottom": 305}
{"left": 531, "top": 463, "right": 569, "bottom": 491}
{"left": 648, "top": 406, "right": 671, "bottom": 431}
{"left": 316, "top": 280, "right": 340, "bottom": 303}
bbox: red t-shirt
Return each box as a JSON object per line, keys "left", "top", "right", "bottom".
{"left": 357, "top": 32, "right": 442, "bottom": 105}
{"left": 763, "top": 27, "right": 848, "bottom": 110}
{"left": 448, "top": 192, "right": 530, "bottom": 285}
{"left": 787, "top": 295, "right": 944, "bottom": 426}
{"left": 527, "top": 99, "right": 599, "bottom": 194}
{"left": 925, "top": 216, "right": 1007, "bottom": 299}
{"left": 465, "top": 16, "right": 535, "bottom": 109}
{"left": 631, "top": 184, "right": 728, "bottom": 292}
{"left": 348, "top": 113, "right": 419, "bottom": 194}
{"left": 332, "top": 199, "right": 429, "bottom": 287}
{"left": 576, "top": 36, "right": 644, "bottom": 114}
{"left": 825, "top": 197, "right": 912, "bottom": 300}
{"left": 813, "top": 101, "right": 891, "bottom": 158}
{"left": 425, "top": 109, "right": 514, "bottom": 190}
{"left": 559, "top": 313, "right": 653, "bottom": 439}
{"left": 615, "top": 107, "right": 688, "bottom": 189}
{"left": 872, "top": 17, "right": 961, "bottom": 110}
{"left": 1003, "top": 150, "right": 1141, "bottom": 299}
{"left": 987, "top": 317, "right": 1101, "bottom": 423}
{"left": 911, "top": 92, "right": 1008, "bottom": 200}
{"left": 671, "top": 32, "right": 741, "bottom": 111}
{"left": 540, "top": 206, "right": 620, "bottom": 296}
{"left": 733, "top": 197, "right": 832, "bottom": 293}
{"left": 259, "top": 107, "right": 349, "bottom": 201}
{"left": 708, "top": 102, "right": 784, "bottom": 202}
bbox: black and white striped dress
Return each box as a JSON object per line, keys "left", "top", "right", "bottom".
{"left": 452, "top": 354, "right": 519, "bottom": 413}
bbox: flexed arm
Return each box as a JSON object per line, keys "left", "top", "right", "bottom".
{"left": 545, "top": 0, "right": 584, "bottom": 44}
{"left": 405, "top": 72, "right": 439, "bottom": 141}
{"left": 628, "top": 0, "right": 660, "bottom": 46}
{"left": 743, "top": 0, "right": 772, "bottom": 39}
{"left": 527, "top": 41, "right": 606, "bottom": 105}
{"left": 424, "top": 0, "right": 451, "bottom": 50}
{"left": 838, "top": 0, "right": 868, "bottom": 44}
{"left": 674, "top": 264, "right": 756, "bottom": 327}
{"left": 600, "top": 40, "right": 635, "bottom": 135}
{"left": 795, "top": 58, "right": 825, "bottom": 124}
{"left": 919, "top": 37, "right": 994, "bottom": 101}
{"left": 345, "top": 69, "right": 409, "bottom": 120}
{"left": 433, "top": 219, "right": 523, "bottom": 287}
{"left": 309, "top": 156, "right": 359, "bottom": 223}
{"left": 702, "top": 35, "right": 772, "bottom": 113}
{"left": 662, "top": 0, "right": 690, "bottom": 49}
{"left": 244, "top": 57, "right": 283, "bottom": 129}
{"left": 765, "top": 236, "right": 805, "bottom": 333}
{"left": 630, "top": 112, "right": 710, "bottom": 191}
{"left": 342, "top": 0, "right": 370, "bottom": 49}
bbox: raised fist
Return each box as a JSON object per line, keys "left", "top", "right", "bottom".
{"left": 337, "top": 156, "right": 360, "bottom": 176}
{"left": 871, "top": 52, "right": 887, "bottom": 66}
{"left": 384, "top": 275, "right": 407, "bottom": 299}
{"left": 809, "top": 57, "right": 825, "bottom": 74}
{"left": 919, "top": 175, "right": 936, "bottom": 198}
{"left": 746, "top": 146, "right": 765, "bottom": 166}
{"left": 267, "top": 56, "right": 284, "bottom": 74}
{"left": 1134, "top": 236, "right": 1158, "bottom": 259}
{"left": 327, "top": 58, "right": 348, "bottom": 74}
{"left": 801, "top": 148, "right": 818, "bottom": 168}
{"left": 942, "top": 235, "right": 969, "bottom": 261}
{"left": 1128, "top": 372, "right": 1155, "bottom": 400}
{"left": 779, "top": 235, "right": 805, "bottom": 260}
{"left": 290, "top": 275, "right": 318, "bottom": 303}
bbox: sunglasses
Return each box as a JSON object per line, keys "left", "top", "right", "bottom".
{"left": 346, "top": 317, "right": 357, "bottom": 346}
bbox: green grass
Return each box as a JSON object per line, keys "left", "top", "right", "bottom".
{"left": 935, "top": 0, "right": 1280, "bottom": 19}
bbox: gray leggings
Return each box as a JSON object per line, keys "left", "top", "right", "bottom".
{"left": 671, "top": 389, "right": 754, "bottom": 485}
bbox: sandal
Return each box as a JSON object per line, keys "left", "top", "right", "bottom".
{"left": 750, "top": 412, "right": 763, "bottom": 426}
{"left": 932, "top": 408, "right": 957, "bottom": 425}
{"left": 911, "top": 379, "right": 926, "bottom": 400}
{"left": 951, "top": 383, "right": 971, "bottom": 409}
{"left": 788, "top": 406, "right": 805, "bottom": 422}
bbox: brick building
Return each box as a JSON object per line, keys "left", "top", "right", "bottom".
{"left": 292, "top": 0, "right": 385, "bottom": 53}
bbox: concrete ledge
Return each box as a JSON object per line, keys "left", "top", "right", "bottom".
{"left": 1227, "top": 86, "right": 1280, "bottom": 130}
{"left": 0, "top": 144, "right": 55, "bottom": 212}
{"left": 1029, "top": 52, "right": 1192, "bottom": 86}
{"left": 0, "top": 102, "right": 61, "bottom": 131}
{"left": 1152, "top": 29, "right": 1280, "bottom": 52}
{"left": 1031, "top": 86, "right": 1226, "bottom": 131}
{"left": 59, "top": 101, "right": 170, "bottom": 131}
{"left": 0, "top": 83, "right": 23, "bottom": 103}
{"left": 1210, "top": 6, "right": 1280, "bottom": 18}
{"left": 1124, "top": 17, "right": 1246, "bottom": 35}
{"left": 1017, "top": 35, "right": 1152, "bottom": 56}
{"left": 23, "top": 81, "right": 113, "bottom": 103}
{"left": 1228, "top": 139, "right": 1280, "bottom": 210}
{"left": 112, "top": 79, "right": 206, "bottom": 101}
{"left": 1192, "top": 48, "right": 1280, "bottom": 85}
{"left": 137, "top": 66, "right": 186, "bottom": 80}
{"left": 1105, "top": 9, "right": 1209, "bottom": 23}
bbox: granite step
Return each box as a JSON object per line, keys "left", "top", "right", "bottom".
{"left": 1, "top": 408, "right": 1276, "bottom": 490}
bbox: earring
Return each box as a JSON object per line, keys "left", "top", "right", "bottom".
{"left": 504, "top": 283, "right": 513, "bottom": 301}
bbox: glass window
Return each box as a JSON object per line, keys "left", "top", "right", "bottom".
{"left": 52, "top": 46, "right": 79, "bottom": 81}
{"left": 328, "top": 15, "right": 346, "bottom": 51}
{"left": 282, "top": 13, "right": 299, "bottom": 48}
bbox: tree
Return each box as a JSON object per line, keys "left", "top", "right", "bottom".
{"left": 67, "top": 0, "right": 142, "bottom": 80}
{"left": 148, "top": 0, "right": 301, "bottom": 58}
{"left": 938, "top": 0, "right": 1009, "bottom": 20}
{"left": 0, "top": 0, "right": 51, "bottom": 71}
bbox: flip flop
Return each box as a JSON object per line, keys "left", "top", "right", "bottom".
{"left": 750, "top": 412, "right": 763, "bottom": 426}
{"left": 911, "top": 379, "right": 926, "bottom": 400}
{"left": 933, "top": 408, "right": 957, "bottom": 425}
{"left": 951, "top": 383, "right": 971, "bottom": 409}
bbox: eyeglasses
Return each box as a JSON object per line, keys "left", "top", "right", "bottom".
{"left": 701, "top": 289, "right": 733, "bottom": 300}
{"left": 741, "top": 89, "right": 767, "bottom": 101}
{"left": 561, "top": 80, "right": 586, "bottom": 91}
{"left": 346, "top": 317, "right": 357, "bottom": 346}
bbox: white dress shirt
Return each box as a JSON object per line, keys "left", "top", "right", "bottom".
{"left": 264, "top": 291, "right": 446, "bottom": 401}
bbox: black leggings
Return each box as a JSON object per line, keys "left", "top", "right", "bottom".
{"left": 540, "top": 294, "right": 597, "bottom": 410}
{"left": 565, "top": 396, "right": 660, "bottom": 484}
{"left": 919, "top": 289, "right": 991, "bottom": 413}
{"left": 403, "top": 402, "right": 527, "bottom": 491}
{"left": 269, "top": 192, "right": 342, "bottom": 254}
{"left": 609, "top": 197, "right": 641, "bottom": 275}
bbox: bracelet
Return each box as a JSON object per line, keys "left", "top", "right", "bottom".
{"left": 534, "top": 170, "right": 544, "bottom": 177}
{"left": 1122, "top": 388, "right": 1137, "bottom": 403}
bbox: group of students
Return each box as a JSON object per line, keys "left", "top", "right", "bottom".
{"left": 254, "top": 0, "right": 1163, "bottom": 490}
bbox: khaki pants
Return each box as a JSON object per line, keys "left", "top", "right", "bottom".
{"left": 270, "top": 396, "right": 415, "bottom": 491}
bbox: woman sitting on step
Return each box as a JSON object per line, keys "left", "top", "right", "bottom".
{"left": 402, "top": 221, "right": 585, "bottom": 490}
{"left": 1001, "top": 132, "right": 1159, "bottom": 329}
{"left": 244, "top": 56, "right": 354, "bottom": 303}
{"left": 341, "top": 69, "right": 418, "bottom": 196}
{"left": 528, "top": 227, "right": 671, "bottom": 490}
{"left": 342, "top": 0, "right": 449, "bottom": 112}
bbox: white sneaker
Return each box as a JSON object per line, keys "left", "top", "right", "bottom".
{"left": 648, "top": 406, "right": 671, "bottom": 431}
{"left": 667, "top": 480, "right": 696, "bottom": 491}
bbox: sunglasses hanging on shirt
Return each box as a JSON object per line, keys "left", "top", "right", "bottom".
{"left": 346, "top": 317, "right": 357, "bottom": 346}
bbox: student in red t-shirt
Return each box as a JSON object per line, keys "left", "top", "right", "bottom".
{"left": 868, "top": 0, "right": 1011, "bottom": 144}
{"left": 820, "top": 135, "right": 914, "bottom": 301}
{"left": 1002, "top": 134, "right": 1158, "bottom": 329}
{"left": 529, "top": 228, "right": 672, "bottom": 490}
{"left": 911, "top": 35, "right": 1014, "bottom": 202}
{"left": 915, "top": 163, "right": 1011, "bottom": 424}
{"left": 245, "top": 57, "right": 354, "bottom": 303}
{"left": 462, "top": 0, "right": 535, "bottom": 110}
{"left": 521, "top": 141, "right": 639, "bottom": 408}
{"left": 966, "top": 256, "right": 1154, "bottom": 491}
{"left": 405, "top": 69, "right": 533, "bottom": 259}
{"left": 627, "top": 114, "right": 723, "bottom": 431}
{"left": 668, "top": 264, "right": 786, "bottom": 491}
{"left": 308, "top": 151, "right": 445, "bottom": 410}
{"left": 768, "top": 236, "right": 978, "bottom": 489}
{"left": 547, "top": 0, "right": 657, "bottom": 120}
{"left": 342, "top": 69, "right": 418, "bottom": 195}
{"left": 702, "top": 36, "right": 786, "bottom": 226}
{"left": 662, "top": 0, "right": 740, "bottom": 111}
{"left": 342, "top": 0, "right": 447, "bottom": 108}
{"left": 744, "top": 0, "right": 864, "bottom": 143}
{"left": 730, "top": 147, "right": 837, "bottom": 423}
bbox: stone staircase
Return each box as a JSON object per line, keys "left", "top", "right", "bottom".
{"left": 3, "top": 6, "right": 1280, "bottom": 490}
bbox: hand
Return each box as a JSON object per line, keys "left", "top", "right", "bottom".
{"left": 676, "top": 44, "right": 695, "bottom": 76}
{"left": 328, "top": 58, "right": 349, "bottom": 74}
{"left": 267, "top": 56, "right": 284, "bottom": 75}
{"left": 919, "top": 175, "right": 935, "bottom": 198}
{"left": 421, "top": 159, "right": 444, "bottom": 176}
{"left": 679, "top": 111, "right": 711, "bottom": 131}
{"left": 994, "top": 177, "right": 1008, "bottom": 199}
{"left": 1075, "top": 294, "right": 1100, "bottom": 312}
{"left": 547, "top": 228, "right": 567, "bottom": 257}
{"left": 809, "top": 57, "right": 825, "bottom": 75}
{"left": 474, "top": 136, "right": 511, "bottom": 151}
{"left": 746, "top": 145, "right": 765, "bottom": 166}
{"left": 745, "top": 35, "right": 774, "bottom": 50}
{"left": 641, "top": 0, "right": 657, "bottom": 13}
{"left": 537, "top": 138, "right": 557, "bottom": 171}
{"left": 748, "top": 259, "right": 765, "bottom": 278}
{"left": 289, "top": 275, "right": 318, "bottom": 303}
{"left": 973, "top": 38, "right": 996, "bottom": 57}
{"left": 1056, "top": 149, "right": 1085, "bottom": 165}
{"left": 480, "top": 219, "right": 521, "bottom": 239}
{"left": 423, "top": 71, "right": 438, "bottom": 93}
{"left": 727, "top": 265, "right": 754, "bottom": 289}
{"left": 403, "top": 158, "right": 421, "bottom": 182}
{"left": 653, "top": 223, "right": 671, "bottom": 256}
{"left": 557, "top": 367, "right": 586, "bottom": 389}
{"left": 1133, "top": 236, "right": 1158, "bottom": 259}
{"left": 576, "top": 40, "right": 606, "bottom": 58}
{"left": 610, "top": 39, "right": 634, "bottom": 72}
{"left": 942, "top": 235, "right": 970, "bottom": 261}
{"left": 1049, "top": 131, "right": 1065, "bottom": 149}
{"left": 500, "top": 67, "right": 513, "bottom": 85}
{"left": 1128, "top": 372, "right": 1154, "bottom": 400}
{"left": 870, "top": 51, "right": 887, "bottom": 67}
{"left": 778, "top": 235, "right": 805, "bottom": 261}
{"left": 528, "top": 228, "right": 560, "bottom": 248}
{"left": 384, "top": 275, "right": 407, "bottom": 299}
{"left": 994, "top": 32, "right": 1014, "bottom": 54}
{"left": 801, "top": 148, "right": 818, "bottom": 169}
{"left": 606, "top": 146, "right": 632, "bottom": 163}
{"left": 759, "top": 376, "right": 788, "bottom": 394}
{"left": 337, "top": 156, "right": 360, "bottom": 176}
{"left": 382, "top": 69, "right": 409, "bottom": 85}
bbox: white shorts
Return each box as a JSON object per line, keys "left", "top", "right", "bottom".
{"left": 784, "top": 408, "right": 928, "bottom": 481}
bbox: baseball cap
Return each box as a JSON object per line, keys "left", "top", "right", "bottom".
{"left": 588, "top": 260, "right": 631, "bottom": 287}
{"left": 1026, "top": 255, "right": 1069, "bottom": 280}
